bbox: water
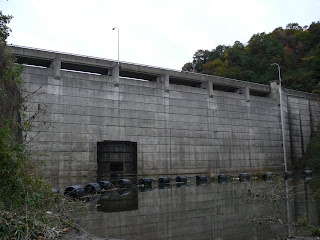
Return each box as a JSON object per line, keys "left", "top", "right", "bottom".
{"left": 72, "top": 176, "right": 320, "bottom": 240}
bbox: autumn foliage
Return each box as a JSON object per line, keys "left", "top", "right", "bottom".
{"left": 183, "top": 22, "right": 320, "bottom": 93}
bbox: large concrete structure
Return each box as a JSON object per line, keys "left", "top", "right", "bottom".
{"left": 9, "top": 45, "right": 320, "bottom": 184}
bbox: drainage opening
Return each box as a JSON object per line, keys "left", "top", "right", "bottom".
{"left": 97, "top": 141, "right": 137, "bottom": 179}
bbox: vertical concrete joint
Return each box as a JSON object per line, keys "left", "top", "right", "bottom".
{"left": 50, "top": 54, "right": 61, "bottom": 80}
{"left": 243, "top": 85, "right": 250, "bottom": 102}
{"left": 110, "top": 64, "right": 120, "bottom": 87}
{"left": 269, "top": 81, "right": 280, "bottom": 105}
{"left": 236, "top": 86, "right": 250, "bottom": 102}
{"left": 205, "top": 80, "right": 214, "bottom": 98}
{"left": 161, "top": 73, "right": 170, "bottom": 92}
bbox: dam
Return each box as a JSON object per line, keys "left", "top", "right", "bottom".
{"left": 9, "top": 45, "right": 320, "bottom": 185}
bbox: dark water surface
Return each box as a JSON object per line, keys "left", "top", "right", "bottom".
{"left": 73, "top": 176, "right": 320, "bottom": 240}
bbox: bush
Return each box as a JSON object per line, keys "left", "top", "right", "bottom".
{"left": 0, "top": 123, "right": 77, "bottom": 239}
{"left": 0, "top": 12, "right": 81, "bottom": 240}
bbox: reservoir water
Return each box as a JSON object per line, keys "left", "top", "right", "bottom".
{"left": 71, "top": 175, "right": 320, "bottom": 240}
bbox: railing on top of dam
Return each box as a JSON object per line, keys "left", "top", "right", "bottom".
{"left": 8, "top": 44, "right": 261, "bottom": 82}
{"left": 9, "top": 44, "right": 316, "bottom": 100}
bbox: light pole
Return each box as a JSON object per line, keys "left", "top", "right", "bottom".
{"left": 112, "top": 27, "right": 119, "bottom": 65}
{"left": 271, "top": 63, "right": 287, "bottom": 172}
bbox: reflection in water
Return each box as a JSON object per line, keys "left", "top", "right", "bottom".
{"left": 175, "top": 182, "right": 188, "bottom": 188}
{"left": 97, "top": 189, "right": 138, "bottom": 213}
{"left": 73, "top": 176, "right": 320, "bottom": 240}
{"left": 139, "top": 185, "right": 153, "bottom": 192}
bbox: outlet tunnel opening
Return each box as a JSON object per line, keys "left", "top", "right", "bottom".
{"left": 97, "top": 141, "right": 137, "bottom": 180}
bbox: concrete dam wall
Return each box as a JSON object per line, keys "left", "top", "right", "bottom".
{"left": 10, "top": 46, "right": 320, "bottom": 183}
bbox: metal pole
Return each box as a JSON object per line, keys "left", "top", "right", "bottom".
{"left": 271, "top": 63, "right": 287, "bottom": 172}
{"left": 112, "top": 27, "right": 119, "bottom": 65}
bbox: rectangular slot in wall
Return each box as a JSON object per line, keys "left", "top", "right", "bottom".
{"left": 250, "top": 90, "right": 269, "bottom": 97}
{"left": 61, "top": 62, "right": 109, "bottom": 75}
{"left": 120, "top": 70, "right": 158, "bottom": 82}
{"left": 213, "top": 84, "right": 239, "bottom": 93}
{"left": 97, "top": 141, "right": 137, "bottom": 179}
{"left": 169, "top": 77, "right": 203, "bottom": 88}
{"left": 15, "top": 56, "right": 51, "bottom": 68}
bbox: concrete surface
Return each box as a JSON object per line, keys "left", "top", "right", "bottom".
{"left": 9, "top": 45, "right": 320, "bottom": 184}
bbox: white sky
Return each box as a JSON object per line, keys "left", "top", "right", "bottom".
{"left": 1, "top": 0, "right": 320, "bottom": 70}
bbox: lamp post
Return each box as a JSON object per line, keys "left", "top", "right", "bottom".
{"left": 112, "top": 27, "right": 119, "bottom": 65}
{"left": 271, "top": 63, "right": 287, "bottom": 172}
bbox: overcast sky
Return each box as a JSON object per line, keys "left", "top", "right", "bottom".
{"left": 1, "top": 0, "right": 320, "bottom": 70}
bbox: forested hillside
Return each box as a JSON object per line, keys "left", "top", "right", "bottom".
{"left": 182, "top": 22, "right": 320, "bottom": 93}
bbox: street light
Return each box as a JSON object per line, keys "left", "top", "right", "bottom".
{"left": 112, "top": 27, "right": 119, "bottom": 65}
{"left": 271, "top": 63, "right": 287, "bottom": 172}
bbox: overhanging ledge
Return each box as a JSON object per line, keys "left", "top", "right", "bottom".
{"left": 9, "top": 45, "right": 271, "bottom": 95}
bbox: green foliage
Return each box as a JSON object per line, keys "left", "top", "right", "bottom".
{"left": 0, "top": 11, "right": 12, "bottom": 43}
{"left": 182, "top": 62, "right": 193, "bottom": 72}
{"left": 0, "top": 87, "right": 80, "bottom": 239}
{"left": 310, "top": 225, "right": 320, "bottom": 236}
{"left": 0, "top": 68, "right": 79, "bottom": 239}
{"left": 0, "top": 123, "right": 78, "bottom": 240}
{"left": 0, "top": 12, "right": 80, "bottom": 240}
{"left": 0, "top": 123, "right": 49, "bottom": 208}
{"left": 183, "top": 21, "right": 320, "bottom": 93}
{"left": 296, "top": 217, "right": 308, "bottom": 226}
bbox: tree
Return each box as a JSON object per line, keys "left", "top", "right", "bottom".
{"left": 182, "top": 62, "right": 194, "bottom": 72}
{"left": 192, "top": 49, "right": 212, "bottom": 72}
{"left": 310, "top": 43, "right": 320, "bottom": 93}
{"left": 286, "top": 23, "right": 303, "bottom": 31}
{"left": 308, "top": 21, "right": 320, "bottom": 48}
{"left": 210, "top": 45, "right": 229, "bottom": 61}
{"left": 247, "top": 33, "right": 267, "bottom": 56}
{"left": 182, "top": 21, "right": 320, "bottom": 93}
{"left": 202, "top": 58, "right": 226, "bottom": 76}
{"left": 0, "top": 11, "right": 21, "bottom": 138}
{"left": 224, "top": 41, "right": 246, "bottom": 67}
{"left": 0, "top": 10, "right": 78, "bottom": 240}
{"left": 0, "top": 11, "right": 12, "bottom": 43}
